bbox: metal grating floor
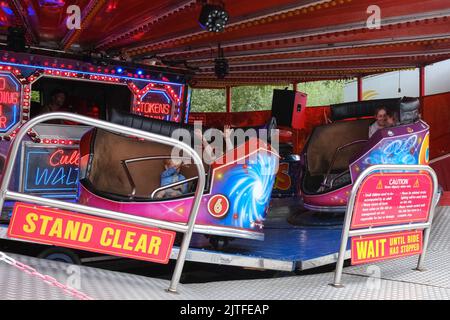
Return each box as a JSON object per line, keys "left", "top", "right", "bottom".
{"left": 1, "top": 207, "right": 450, "bottom": 300}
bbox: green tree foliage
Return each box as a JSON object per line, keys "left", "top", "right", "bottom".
{"left": 190, "top": 80, "right": 346, "bottom": 112}
{"left": 190, "top": 89, "right": 226, "bottom": 112}
{"left": 231, "top": 85, "right": 289, "bottom": 111}
{"left": 297, "top": 80, "right": 346, "bottom": 107}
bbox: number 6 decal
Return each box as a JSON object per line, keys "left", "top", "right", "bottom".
{"left": 207, "top": 194, "right": 230, "bottom": 218}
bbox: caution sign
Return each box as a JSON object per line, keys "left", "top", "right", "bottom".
{"left": 351, "top": 230, "right": 423, "bottom": 265}
{"left": 8, "top": 203, "right": 176, "bottom": 264}
{"left": 351, "top": 172, "right": 433, "bottom": 229}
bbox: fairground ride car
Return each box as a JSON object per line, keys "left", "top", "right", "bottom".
{"left": 299, "top": 97, "right": 429, "bottom": 212}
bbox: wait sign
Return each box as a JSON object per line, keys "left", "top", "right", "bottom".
{"left": 351, "top": 230, "right": 423, "bottom": 265}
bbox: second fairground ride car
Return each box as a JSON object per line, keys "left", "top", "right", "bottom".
{"left": 299, "top": 97, "right": 429, "bottom": 212}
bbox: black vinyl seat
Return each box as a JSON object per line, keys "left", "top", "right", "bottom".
{"left": 108, "top": 108, "right": 278, "bottom": 146}
{"left": 330, "top": 97, "right": 420, "bottom": 123}
{"left": 109, "top": 108, "right": 197, "bottom": 138}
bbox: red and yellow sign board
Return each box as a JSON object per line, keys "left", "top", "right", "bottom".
{"left": 8, "top": 203, "right": 176, "bottom": 264}
{"left": 351, "top": 230, "right": 423, "bottom": 265}
{"left": 351, "top": 172, "right": 433, "bottom": 229}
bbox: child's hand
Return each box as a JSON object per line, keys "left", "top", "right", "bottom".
{"left": 224, "top": 125, "right": 233, "bottom": 139}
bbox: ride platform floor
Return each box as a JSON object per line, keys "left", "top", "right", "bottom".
{"left": 1, "top": 205, "right": 449, "bottom": 299}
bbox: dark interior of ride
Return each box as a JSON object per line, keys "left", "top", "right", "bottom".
{"left": 30, "top": 77, "right": 132, "bottom": 119}
{"left": 301, "top": 97, "right": 420, "bottom": 195}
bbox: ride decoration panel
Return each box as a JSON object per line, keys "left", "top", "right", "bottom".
{"left": 0, "top": 73, "right": 21, "bottom": 132}
{"left": 272, "top": 159, "right": 301, "bottom": 197}
{"left": 0, "top": 49, "right": 190, "bottom": 140}
{"left": 128, "top": 81, "right": 184, "bottom": 122}
{"left": 21, "top": 143, "right": 80, "bottom": 199}
{"left": 350, "top": 121, "right": 430, "bottom": 182}
{"left": 78, "top": 138, "right": 280, "bottom": 237}
{"left": 0, "top": 70, "right": 23, "bottom": 136}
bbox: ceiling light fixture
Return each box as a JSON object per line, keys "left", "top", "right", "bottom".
{"left": 198, "top": 3, "right": 229, "bottom": 33}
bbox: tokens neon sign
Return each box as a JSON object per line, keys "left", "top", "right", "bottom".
{"left": 141, "top": 102, "right": 171, "bottom": 115}
{"left": 134, "top": 90, "right": 173, "bottom": 120}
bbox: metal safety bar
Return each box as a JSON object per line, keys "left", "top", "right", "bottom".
{"left": 121, "top": 155, "right": 194, "bottom": 199}
{"left": 332, "top": 164, "right": 439, "bottom": 287}
{"left": 151, "top": 176, "right": 200, "bottom": 199}
{"left": 322, "top": 140, "right": 367, "bottom": 188}
{"left": 0, "top": 112, "right": 206, "bottom": 293}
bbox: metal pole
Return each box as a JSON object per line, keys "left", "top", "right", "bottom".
{"left": 419, "top": 66, "right": 425, "bottom": 98}
{"left": 226, "top": 86, "right": 232, "bottom": 113}
{"left": 357, "top": 76, "right": 363, "bottom": 101}
{"left": 416, "top": 184, "right": 440, "bottom": 271}
{"left": 0, "top": 112, "right": 206, "bottom": 293}
{"left": 331, "top": 180, "right": 358, "bottom": 287}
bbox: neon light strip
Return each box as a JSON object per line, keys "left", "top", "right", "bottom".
{"left": 141, "top": 90, "right": 171, "bottom": 103}
{"left": 0, "top": 61, "right": 184, "bottom": 86}
{"left": 40, "top": 194, "right": 78, "bottom": 200}
{"left": 185, "top": 88, "right": 192, "bottom": 123}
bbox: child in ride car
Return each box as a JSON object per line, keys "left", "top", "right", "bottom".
{"left": 156, "top": 158, "right": 188, "bottom": 199}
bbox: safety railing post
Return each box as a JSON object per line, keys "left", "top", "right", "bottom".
{"left": 331, "top": 164, "right": 438, "bottom": 287}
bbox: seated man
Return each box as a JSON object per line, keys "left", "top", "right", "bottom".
{"left": 368, "top": 106, "right": 387, "bottom": 138}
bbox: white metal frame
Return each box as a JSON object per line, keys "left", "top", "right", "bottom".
{"left": 0, "top": 112, "right": 206, "bottom": 293}
{"left": 332, "top": 164, "right": 440, "bottom": 287}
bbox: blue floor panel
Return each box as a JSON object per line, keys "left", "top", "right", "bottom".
{"left": 190, "top": 208, "right": 349, "bottom": 264}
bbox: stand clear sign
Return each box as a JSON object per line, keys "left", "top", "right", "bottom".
{"left": 8, "top": 203, "right": 176, "bottom": 264}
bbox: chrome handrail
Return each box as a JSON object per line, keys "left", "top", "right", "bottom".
{"left": 322, "top": 139, "right": 367, "bottom": 187}
{"left": 120, "top": 155, "right": 193, "bottom": 199}
{"left": 0, "top": 112, "right": 206, "bottom": 293}
{"left": 151, "top": 176, "right": 199, "bottom": 199}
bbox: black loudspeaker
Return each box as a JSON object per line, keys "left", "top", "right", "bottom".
{"left": 7, "top": 27, "right": 26, "bottom": 52}
{"left": 271, "top": 89, "right": 307, "bottom": 129}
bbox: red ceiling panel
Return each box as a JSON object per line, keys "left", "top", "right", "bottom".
{"left": 0, "top": 0, "right": 448, "bottom": 85}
